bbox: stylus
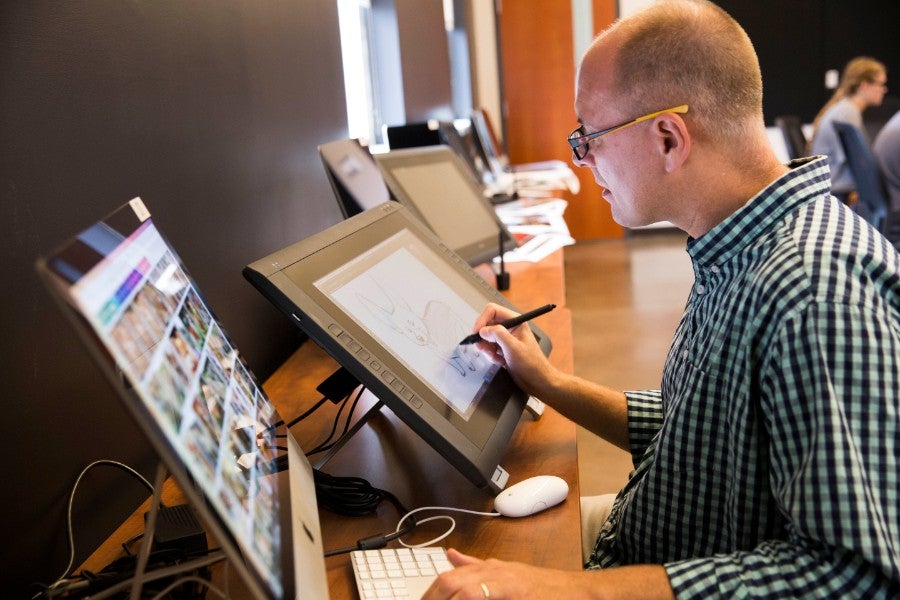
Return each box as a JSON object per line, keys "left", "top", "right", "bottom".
{"left": 459, "top": 303, "right": 557, "bottom": 345}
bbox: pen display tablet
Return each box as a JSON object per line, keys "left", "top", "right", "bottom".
{"left": 244, "top": 203, "right": 552, "bottom": 490}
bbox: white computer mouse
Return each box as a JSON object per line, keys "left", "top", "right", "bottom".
{"left": 493, "top": 475, "right": 569, "bottom": 517}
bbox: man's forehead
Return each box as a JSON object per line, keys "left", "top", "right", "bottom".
{"left": 575, "top": 36, "right": 619, "bottom": 115}
{"left": 575, "top": 52, "right": 617, "bottom": 123}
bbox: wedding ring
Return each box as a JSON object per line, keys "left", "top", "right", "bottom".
{"left": 480, "top": 582, "right": 491, "bottom": 599}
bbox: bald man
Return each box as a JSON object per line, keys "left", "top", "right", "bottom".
{"left": 424, "top": 0, "right": 900, "bottom": 598}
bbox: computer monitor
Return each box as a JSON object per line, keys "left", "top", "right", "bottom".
{"left": 36, "top": 198, "right": 328, "bottom": 600}
{"left": 243, "top": 202, "right": 552, "bottom": 493}
{"left": 373, "top": 145, "right": 517, "bottom": 267}
{"left": 469, "top": 108, "right": 569, "bottom": 177}
{"left": 468, "top": 109, "right": 508, "bottom": 182}
{"left": 384, "top": 121, "right": 442, "bottom": 150}
{"left": 318, "top": 138, "right": 391, "bottom": 219}
{"left": 385, "top": 120, "right": 496, "bottom": 193}
{"left": 435, "top": 121, "right": 499, "bottom": 191}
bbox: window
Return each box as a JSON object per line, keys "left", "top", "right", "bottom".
{"left": 337, "top": 0, "right": 381, "bottom": 145}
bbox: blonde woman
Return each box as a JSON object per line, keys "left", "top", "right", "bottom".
{"left": 810, "top": 57, "right": 888, "bottom": 204}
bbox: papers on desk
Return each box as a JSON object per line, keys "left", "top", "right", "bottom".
{"left": 512, "top": 167, "right": 581, "bottom": 195}
{"left": 485, "top": 164, "right": 581, "bottom": 197}
{"left": 495, "top": 197, "right": 575, "bottom": 263}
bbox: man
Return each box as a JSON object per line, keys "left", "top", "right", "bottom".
{"left": 424, "top": 0, "right": 899, "bottom": 598}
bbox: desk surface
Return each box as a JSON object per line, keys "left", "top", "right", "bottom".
{"left": 83, "top": 250, "right": 580, "bottom": 598}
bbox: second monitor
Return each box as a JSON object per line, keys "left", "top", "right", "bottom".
{"left": 374, "top": 145, "right": 516, "bottom": 267}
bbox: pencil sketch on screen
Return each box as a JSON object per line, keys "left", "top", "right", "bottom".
{"left": 315, "top": 234, "right": 493, "bottom": 420}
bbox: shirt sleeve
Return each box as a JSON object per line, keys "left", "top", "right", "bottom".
{"left": 664, "top": 301, "right": 900, "bottom": 597}
{"left": 624, "top": 389, "right": 664, "bottom": 467}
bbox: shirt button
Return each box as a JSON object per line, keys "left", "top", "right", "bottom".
{"left": 710, "top": 265, "right": 720, "bottom": 274}
{"left": 696, "top": 284, "right": 706, "bottom": 294}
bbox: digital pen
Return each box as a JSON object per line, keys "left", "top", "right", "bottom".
{"left": 459, "top": 303, "right": 557, "bottom": 345}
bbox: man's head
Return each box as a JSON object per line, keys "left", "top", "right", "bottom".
{"left": 572, "top": 0, "right": 780, "bottom": 235}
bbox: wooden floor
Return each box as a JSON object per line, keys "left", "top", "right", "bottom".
{"left": 562, "top": 230, "right": 695, "bottom": 496}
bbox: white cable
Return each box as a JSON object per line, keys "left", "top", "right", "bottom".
{"left": 398, "top": 515, "right": 456, "bottom": 548}
{"left": 394, "top": 506, "right": 500, "bottom": 548}
{"left": 47, "top": 459, "right": 156, "bottom": 591}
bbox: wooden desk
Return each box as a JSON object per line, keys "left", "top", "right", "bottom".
{"left": 83, "top": 249, "right": 580, "bottom": 598}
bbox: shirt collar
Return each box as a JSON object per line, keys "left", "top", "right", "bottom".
{"left": 686, "top": 156, "right": 832, "bottom": 267}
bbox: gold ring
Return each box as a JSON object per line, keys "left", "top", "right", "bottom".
{"left": 480, "top": 582, "right": 491, "bottom": 599}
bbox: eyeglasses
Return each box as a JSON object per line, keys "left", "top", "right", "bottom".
{"left": 567, "top": 104, "right": 689, "bottom": 160}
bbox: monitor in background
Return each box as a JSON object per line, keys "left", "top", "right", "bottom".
{"left": 469, "top": 108, "right": 508, "bottom": 182}
{"left": 470, "top": 107, "right": 569, "bottom": 176}
{"left": 318, "top": 138, "right": 391, "bottom": 218}
{"left": 373, "top": 145, "right": 517, "bottom": 267}
{"left": 435, "top": 120, "right": 501, "bottom": 194}
{"left": 384, "top": 122, "right": 441, "bottom": 150}
{"left": 243, "top": 202, "right": 552, "bottom": 493}
{"left": 385, "top": 120, "right": 496, "bottom": 195}
{"left": 36, "top": 198, "right": 328, "bottom": 600}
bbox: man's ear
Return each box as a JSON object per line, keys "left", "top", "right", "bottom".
{"left": 653, "top": 114, "right": 691, "bottom": 172}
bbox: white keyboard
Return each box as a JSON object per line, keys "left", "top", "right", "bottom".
{"left": 350, "top": 547, "right": 451, "bottom": 600}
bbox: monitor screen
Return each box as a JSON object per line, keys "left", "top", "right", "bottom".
{"left": 36, "top": 198, "right": 328, "bottom": 600}
{"left": 318, "top": 139, "right": 391, "bottom": 219}
{"left": 243, "top": 202, "right": 552, "bottom": 492}
{"left": 374, "top": 145, "right": 516, "bottom": 267}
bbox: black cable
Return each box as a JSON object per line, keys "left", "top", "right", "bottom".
{"left": 306, "top": 392, "right": 353, "bottom": 454}
{"left": 34, "top": 537, "right": 223, "bottom": 599}
{"left": 314, "top": 470, "right": 418, "bottom": 557}
{"left": 264, "top": 394, "right": 331, "bottom": 433}
{"left": 46, "top": 550, "right": 227, "bottom": 600}
{"left": 306, "top": 386, "right": 365, "bottom": 456}
{"left": 264, "top": 393, "right": 342, "bottom": 473}
{"left": 284, "top": 395, "right": 331, "bottom": 429}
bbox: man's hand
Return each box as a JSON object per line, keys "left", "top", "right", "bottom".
{"left": 422, "top": 549, "right": 675, "bottom": 600}
{"left": 422, "top": 549, "right": 583, "bottom": 600}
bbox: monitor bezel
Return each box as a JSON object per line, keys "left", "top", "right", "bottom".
{"left": 243, "top": 202, "right": 551, "bottom": 492}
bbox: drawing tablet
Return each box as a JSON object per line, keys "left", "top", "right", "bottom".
{"left": 243, "top": 202, "right": 552, "bottom": 492}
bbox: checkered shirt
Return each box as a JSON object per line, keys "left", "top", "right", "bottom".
{"left": 586, "top": 156, "right": 900, "bottom": 598}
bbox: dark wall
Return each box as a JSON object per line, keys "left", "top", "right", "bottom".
{"left": 715, "top": 0, "right": 899, "bottom": 128}
{"left": 0, "top": 1, "right": 347, "bottom": 594}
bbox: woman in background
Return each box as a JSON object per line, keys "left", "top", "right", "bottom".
{"left": 810, "top": 56, "right": 888, "bottom": 205}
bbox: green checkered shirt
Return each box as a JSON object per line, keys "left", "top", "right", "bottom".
{"left": 586, "top": 157, "right": 900, "bottom": 597}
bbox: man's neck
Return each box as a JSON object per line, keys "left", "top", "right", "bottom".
{"left": 674, "top": 144, "right": 789, "bottom": 239}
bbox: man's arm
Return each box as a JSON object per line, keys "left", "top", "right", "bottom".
{"left": 472, "top": 303, "right": 632, "bottom": 451}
